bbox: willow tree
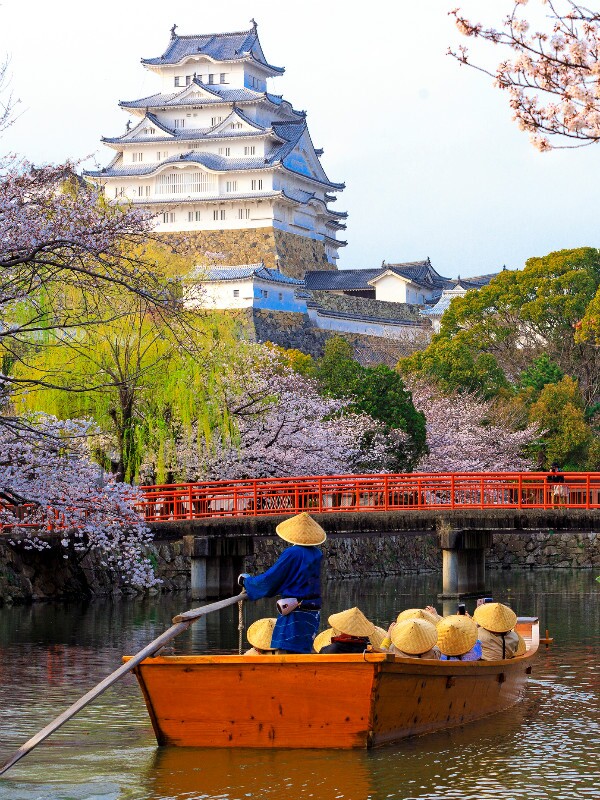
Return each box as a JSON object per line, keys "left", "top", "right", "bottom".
{"left": 15, "top": 288, "right": 238, "bottom": 483}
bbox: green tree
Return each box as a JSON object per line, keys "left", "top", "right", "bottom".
{"left": 528, "top": 376, "right": 592, "bottom": 469}
{"left": 518, "top": 355, "right": 564, "bottom": 394}
{"left": 315, "top": 336, "right": 426, "bottom": 470}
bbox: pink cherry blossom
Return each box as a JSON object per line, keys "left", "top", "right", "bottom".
{"left": 449, "top": 2, "right": 600, "bottom": 149}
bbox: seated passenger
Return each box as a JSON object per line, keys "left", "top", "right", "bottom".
{"left": 244, "top": 618, "right": 285, "bottom": 655}
{"left": 388, "top": 618, "right": 441, "bottom": 659}
{"left": 437, "top": 615, "right": 482, "bottom": 661}
{"left": 473, "top": 602, "right": 520, "bottom": 660}
{"left": 319, "top": 607, "right": 375, "bottom": 654}
{"left": 396, "top": 608, "right": 440, "bottom": 626}
{"left": 313, "top": 627, "right": 337, "bottom": 653}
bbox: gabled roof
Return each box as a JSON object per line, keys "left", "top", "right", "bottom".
{"left": 372, "top": 259, "right": 450, "bottom": 289}
{"left": 141, "top": 25, "right": 284, "bottom": 75}
{"left": 188, "top": 263, "right": 303, "bottom": 285}
{"left": 84, "top": 151, "right": 270, "bottom": 178}
{"left": 102, "top": 112, "right": 176, "bottom": 144}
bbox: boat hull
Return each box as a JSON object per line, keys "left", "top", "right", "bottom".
{"left": 129, "top": 621, "right": 538, "bottom": 749}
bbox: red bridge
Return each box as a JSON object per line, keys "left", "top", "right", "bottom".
{"left": 138, "top": 471, "right": 600, "bottom": 522}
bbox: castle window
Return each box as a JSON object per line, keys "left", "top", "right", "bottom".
{"left": 211, "top": 116, "right": 223, "bottom": 126}
{"left": 244, "top": 146, "right": 256, "bottom": 155}
{"left": 186, "top": 75, "right": 192, "bottom": 85}
{"left": 213, "top": 210, "right": 219, "bottom": 221}
{"left": 251, "top": 179, "right": 263, "bottom": 190}
{"left": 233, "top": 289, "right": 240, "bottom": 298}
{"left": 261, "top": 289, "right": 269, "bottom": 299}
{"left": 238, "top": 207, "right": 250, "bottom": 219}
{"left": 187, "top": 210, "right": 201, "bottom": 221}
{"left": 220, "top": 209, "right": 226, "bottom": 220}
{"left": 226, "top": 181, "right": 237, "bottom": 192}
{"left": 220, "top": 73, "right": 227, "bottom": 83}
{"left": 278, "top": 292, "right": 283, "bottom": 301}
{"left": 174, "top": 119, "right": 185, "bottom": 128}
{"left": 156, "top": 152, "right": 162, "bottom": 160}
{"left": 162, "top": 212, "right": 175, "bottom": 223}
{"left": 145, "top": 186, "right": 151, "bottom": 196}
{"left": 174, "top": 76, "right": 183, "bottom": 87}
{"left": 208, "top": 73, "right": 215, "bottom": 84}
{"left": 218, "top": 147, "right": 231, "bottom": 156}
{"left": 132, "top": 152, "right": 143, "bottom": 162}
{"left": 138, "top": 186, "right": 144, "bottom": 196}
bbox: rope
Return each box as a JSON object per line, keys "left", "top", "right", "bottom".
{"left": 238, "top": 599, "right": 245, "bottom": 655}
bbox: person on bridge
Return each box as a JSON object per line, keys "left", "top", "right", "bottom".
{"left": 238, "top": 512, "right": 325, "bottom": 654}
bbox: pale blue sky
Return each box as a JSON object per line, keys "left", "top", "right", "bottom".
{"left": 1, "top": 0, "right": 598, "bottom": 278}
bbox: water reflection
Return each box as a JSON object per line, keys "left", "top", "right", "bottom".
{"left": 0, "top": 570, "right": 598, "bottom": 800}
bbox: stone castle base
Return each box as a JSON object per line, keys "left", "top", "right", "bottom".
{"left": 159, "top": 227, "right": 336, "bottom": 279}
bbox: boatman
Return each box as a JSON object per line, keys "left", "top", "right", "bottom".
{"left": 238, "top": 512, "right": 325, "bottom": 654}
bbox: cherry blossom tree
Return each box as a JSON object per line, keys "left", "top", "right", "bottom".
{"left": 410, "top": 381, "right": 540, "bottom": 472}
{"left": 0, "top": 414, "right": 158, "bottom": 587}
{"left": 163, "top": 346, "right": 408, "bottom": 480}
{"left": 0, "top": 158, "right": 177, "bottom": 408}
{"left": 449, "top": 1, "right": 600, "bottom": 150}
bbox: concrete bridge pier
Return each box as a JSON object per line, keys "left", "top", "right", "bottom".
{"left": 184, "top": 535, "right": 253, "bottom": 600}
{"left": 438, "top": 529, "right": 493, "bottom": 600}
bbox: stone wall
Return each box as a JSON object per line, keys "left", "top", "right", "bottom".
{"left": 158, "top": 227, "right": 334, "bottom": 279}
{"left": 310, "top": 291, "right": 423, "bottom": 322}
{"left": 235, "top": 308, "right": 426, "bottom": 366}
{"left": 489, "top": 530, "right": 600, "bottom": 569}
{"left": 2, "top": 525, "right": 598, "bottom": 604}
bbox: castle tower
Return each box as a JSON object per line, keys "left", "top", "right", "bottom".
{"left": 85, "top": 22, "right": 347, "bottom": 277}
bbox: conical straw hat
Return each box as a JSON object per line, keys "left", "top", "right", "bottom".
{"left": 369, "top": 625, "right": 388, "bottom": 649}
{"left": 391, "top": 618, "right": 438, "bottom": 655}
{"left": 436, "top": 615, "right": 478, "bottom": 657}
{"left": 515, "top": 633, "right": 527, "bottom": 656}
{"left": 313, "top": 627, "right": 339, "bottom": 653}
{"left": 328, "top": 607, "right": 375, "bottom": 638}
{"left": 473, "top": 602, "right": 517, "bottom": 634}
{"left": 276, "top": 512, "right": 326, "bottom": 546}
{"left": 396, "top": 608, "right": 439, "bottom": 626}
{"left": 246, "top": 618, "right": 278, "bottom": 651}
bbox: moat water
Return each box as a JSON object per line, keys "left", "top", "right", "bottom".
{"left": 0, "top": 570, "right": 598, "bottom": 800}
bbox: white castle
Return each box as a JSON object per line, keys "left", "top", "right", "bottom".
{"left": 85, "top": 21, "right": 347, "bottom": 269}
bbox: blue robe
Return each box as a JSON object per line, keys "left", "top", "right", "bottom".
{"left": 244, "top": 545, "right": 322, "bottom": 653}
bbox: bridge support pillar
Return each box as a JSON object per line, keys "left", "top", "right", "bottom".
{"left": 438, "top": 529, "right": 493, "bottom": 599}
{"left": 185, "top": 535, "right": 254, "bottom": 600}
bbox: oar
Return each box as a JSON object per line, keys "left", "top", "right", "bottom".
{"left": 0, "top": 590, "right": 247, "bottom": 777}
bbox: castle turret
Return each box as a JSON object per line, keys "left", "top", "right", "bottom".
{"left": 84, "top": 23, "right": 347, "bottom": 277}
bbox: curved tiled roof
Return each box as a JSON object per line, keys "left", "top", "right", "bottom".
{"left": 85, "top": 151, "right": 269, "bottom": 178}
{"left": 189, "top": 263, "right": 303, "bottom": 285}
{"left": 141, "top": 28, "right": 284, "bottom": 75}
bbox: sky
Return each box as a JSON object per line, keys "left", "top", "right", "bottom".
{"left": 1, "top": 0, "right": 599, "bottom": 278}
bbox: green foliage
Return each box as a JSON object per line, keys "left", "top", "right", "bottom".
{"left": 399, "top": 334, "right": 508, "bottom": 399}
{"left": 315, "top": 336, "right": 427, "bottom": 470}
{"left": 528, "top": 376, "right": 592, "bottom": 468}
{"left": 518, "top": 355, "right": 564, "bottom": 394}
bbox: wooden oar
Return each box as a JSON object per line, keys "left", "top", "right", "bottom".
{"left": 0, "top": 590, "right": 247, "bottom": 777}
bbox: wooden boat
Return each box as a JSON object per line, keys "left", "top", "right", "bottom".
{"left": 127, "top": 617, "right": 539, "bottom": 749}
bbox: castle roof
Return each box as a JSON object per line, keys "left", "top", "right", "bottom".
{"left": 189, "top": 263, "right": 303, "bottom": 285}
{"left": 305, "top": 269, "right": 383, "bottom": 291}
{"left": 119, "top": 82, "right": 296, "bottom": 113}
{"left": 141, "top": 25, "right": 284, "bottom": 75}
{"left": 373, "top": 259, "right": 450, "bottom": 289}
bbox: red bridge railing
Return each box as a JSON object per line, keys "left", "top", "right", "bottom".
{"left": 137, "top": 471, "right": 600, "bottom": 522}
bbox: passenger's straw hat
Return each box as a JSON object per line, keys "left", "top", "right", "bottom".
{"left": 396, "top": 608, "right": 439, "bottom": 626}
{"left": 436, "top": 615, "right": 478, "bottom": 657}
{"left": 328, "top": 607, "right": 375, "bottom": 638}
{"left": 515, "top": 633, "right": 527, "bottom": 656}
{"left": 369, "top": 625, "right": 388, "bottom": 649}
{"left": 313, "top": 628, "right": 338, "bottom": 653}
{"left": 473, "top": 602, "right": 517, "bottom": 634}
{"left": 276, "top": 512, "right": 326, "bottom": 546}
{"left": 391, "top": 618, "right": 438, "bottom": 656}
{"left": 247, "top": 618, "right": 277, "bottom": 651}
